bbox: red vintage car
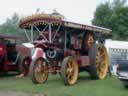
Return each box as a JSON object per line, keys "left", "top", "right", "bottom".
{"left": 0, "top": 34, "right": 30, "bottom": 77}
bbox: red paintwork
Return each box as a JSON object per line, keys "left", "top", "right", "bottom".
{"left": 0, "top": 44, "right": 6, "bottom": 56}
{"left": 6, "top": 61, "right": 13, "bottom": 65}
{"left": 77, "top": 56, "right": 90, "bottom": 67}
{"left": 1, "top": 61, "right": 17, "bottom": 72}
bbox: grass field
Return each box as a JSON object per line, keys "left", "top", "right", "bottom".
{"left": 0, "top": 72, "right": 128, "bottom": 96}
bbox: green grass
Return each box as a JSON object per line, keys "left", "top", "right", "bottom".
{"left": 0, "top": 73, "right": 128, "bottom": 96}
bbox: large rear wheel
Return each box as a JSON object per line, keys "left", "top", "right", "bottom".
{"left": 31, "top": 57, "right": 48, "bottom": 84}
{"left": 89, "top": 44, "right": 109, "bottom": 80}
{"left": 61, "top": 56, "right": 79, "bottom": 85}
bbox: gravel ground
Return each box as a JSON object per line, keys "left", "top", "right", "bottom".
{"left": 0, "top": 91, "right": 46, "bottom": 96}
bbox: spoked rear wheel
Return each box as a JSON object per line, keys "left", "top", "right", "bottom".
{"left": 61, "top": 56, "right": 78, "bottom": 85}
{"left": 89, "top": 44, "right": 109, "bottom": 80}
{"left": 31, "top": 57, "right": 48, "bottom": 84}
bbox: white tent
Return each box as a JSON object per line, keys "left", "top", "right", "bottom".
{"left": 105, "top": 39, "right": 128, "bottom": 50}
{"left": 105, "top": 39, "right": 128, "bottom": 75}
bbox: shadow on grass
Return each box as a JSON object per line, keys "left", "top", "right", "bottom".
{"left": 44, "top": 72, "right": 93, "bottom": 86}
{"left": 0, "top": 72, "right": 19, "bottom": 77}
{"left": 46, "top": 72, "right": 92, "bottom": 85}
{"left": 78, "top": 72, "right": 92, "bottom": 82}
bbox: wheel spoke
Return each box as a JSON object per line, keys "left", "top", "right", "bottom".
{"left": 69, "top": 63, "right": 72, "bottom": 68}
{"left": 34, "top": 64, "right": 41, "bottom": 73}
{"left": 101, "top": 62, "right": 105, "bottom": 67}
{"left": 100, "top": 52, "right": 105, "bottom": 58}
{"left": 67, "top": 62, "right": 73, "bottom": 79}
{"left": 67, "top": 72, "right": 72, "bottom": 80}
{"left": 100, "top": 67, "right": 105, "bottom": 73}
{"left": 67, "top": 68, "right": 72, "bottom": 73}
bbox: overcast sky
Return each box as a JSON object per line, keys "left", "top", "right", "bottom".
{"left": 0, "top": 0, "right": 109, "bottom": 25}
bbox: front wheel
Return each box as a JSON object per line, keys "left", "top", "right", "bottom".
{"left": 61, "top": 56, "right": 79, "bottom": 85}
{"left": 31, "top": 57, "right": 48, "bottom": 84}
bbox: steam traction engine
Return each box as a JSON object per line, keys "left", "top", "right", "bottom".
{"left": 19, "top": 12, "right": 111, "bottom": 85}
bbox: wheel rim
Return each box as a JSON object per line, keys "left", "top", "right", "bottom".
{"left": 34, "top": 58, "right": 48, "bottom": 83}
{"left": 85, "top": 33, "right": 94, "bottom": 49}
{"left": 66, "top": 58, "right": 78, "bottom": 85}
{"left": 95, "top": 46, "right": 108, "bottom": 79}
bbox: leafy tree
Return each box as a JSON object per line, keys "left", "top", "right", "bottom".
{"left": 112, "top": 0, "right": 126, "bottom": 9}
{"left": 92, "top": 0, "right": 128, "bottom": 40}
{"left": 92, "top": 1, "right": 113, "bottom": 28}
{"left": 0, "top": 13, "right": 21, "bottom": 35}
{"left": 0, "top": 13, "right": 28, "bottom": 43}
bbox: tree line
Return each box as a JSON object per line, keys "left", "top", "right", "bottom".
{"left": 92, "top": 0, "right": 128, "bottom": 40}
{"left": 0, "top": 13, "right": 27, "bottom": 43}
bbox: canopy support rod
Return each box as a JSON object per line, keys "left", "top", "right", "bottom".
{"left": 23, "top": 29, "right": 31, "bottom": 42}
{"left": 52, "top": 24, "right": 61, "bottom": 42}
{"left": 42, "top": 24, "right": 48, "bottom": 32}
{"left": 64, "top": 29, "right": 67, "bottom": 51}
{"left": 34, "top": 25, "right": 49, "bottom": 42}
{"left": 31, "top": 24, "right": 33, "bottom": 42}
{"left": 49, "top": 23, "right": 52, "bottom": 43}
